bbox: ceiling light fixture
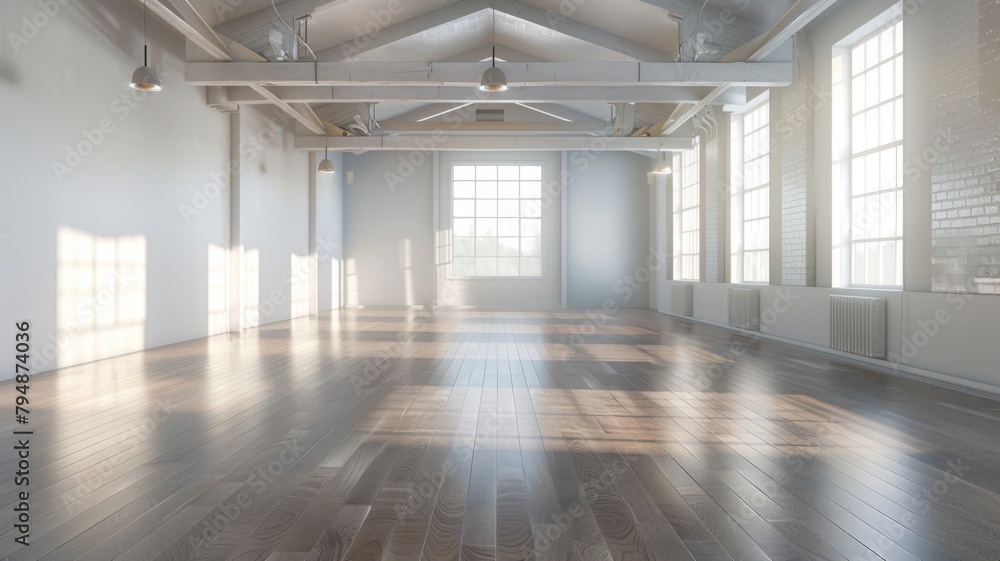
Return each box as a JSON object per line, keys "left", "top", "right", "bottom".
{"left": 653, "top": 152, "right": 672, "bottom": 175}
{"left": 318, "top": 142, "right": 335, "bottom": 174}
{"left": 130, "top": 0, "right": 162, "bottom": 92}
{"left": 479, "top": 1, "right": 508, "bottom": 92}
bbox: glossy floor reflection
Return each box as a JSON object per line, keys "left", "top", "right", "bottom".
{"left": 2, "top": 308, "right": 999, "bottom": 561}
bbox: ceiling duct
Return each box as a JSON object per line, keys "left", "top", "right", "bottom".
{"left": 476, "top": 109, "right": 504, "bottom": 122}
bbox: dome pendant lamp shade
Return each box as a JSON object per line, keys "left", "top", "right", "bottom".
{"left": 130, "top": 49, "right": 162, "bottom": 92}
{"left": 130, "top": 2, "right": 162, "bottom": 92}
{"left": 479, "top": 5, "right": 507, "bottom": 93}
{"left": 653, "top": 152, "right": 672, "bottom": 175}
{"left": 318, "top": 146, "right": 335, "bottom": 174}
{"left": 480, "top": 66, "right": 508, "bottom": 93}
{"left": 480, "top": 46, "right": 507, "bottom": 92}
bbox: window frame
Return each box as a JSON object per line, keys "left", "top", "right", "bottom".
{"left": 447, "top": 161, "right": 547, "bottom": 280}
{"left": 730, "top": 92, "right": 772, "bottom": 285}
{"left": 833, "top": 6, "right": 905, "bottom": 289}
{"left": 673, "top": 137, "right": 701, "bottom": 281}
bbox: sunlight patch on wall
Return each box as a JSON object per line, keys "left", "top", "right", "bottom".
{"left": 332, "top": 257, "right": 342, "bottom": 310}
{"left": 208, "top": 244, "right": 228, "bottom": 336}
{"left": 56, "top": 226, "right": 146, "bottom": 368}
{"left": 244, "top": 249, "right": 260, "bottom": 328}
{"left": 345, "top": 258, "right": 359, "bottom": 307}
{"left": 290, "top": 253, "right": 311, "bottom": 318}
{"left": 400, "top": 239, "right": 414, "bottom": 306}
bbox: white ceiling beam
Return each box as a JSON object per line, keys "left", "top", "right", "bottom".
{"left": 634, "top": 0, "right": 765, "bottom": 60}
{"left": 317, "top": 0, "right": 490, "bottom": 61}
{"left": 143, "top": 0, "right": 231, "bottom": 61}
{"left": 721, "top": 0, "right": 839, "bottom": 63}
{"left": 446, "top": 45, "right": 544, "bottom": 62}
{"left": 492, "top": 0, "right": 674, "bottom": 62}
{"left": 247, "top": 83, "right": 350, "bottom": 136}
{"left": 656, "top": 0, "right": 842, "bottom": 137}
{"left": 513, "top": 103, "right": 600, "bottom": 122}
{"left": 159, "top": 0, "right": 233, "bottom": 60}
{"left": 386, "top": 103, "right": 475, "bottom": 123}
{"left": 378, "top": 121, "right": 608, "bottom": 133}
{"left": 212, "top": 0, "right": 350, "bottom": 50}
{"left": 185, "top": 61, "right": 792, "bottom": 87}
{"left": 295, "top": 135, "right": 694, "bottom": 152}
{"left": 222, "top": 84, "right": 748, "bottom": 105}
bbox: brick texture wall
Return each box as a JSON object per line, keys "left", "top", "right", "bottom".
{"left": 703, "top": 111, "right": 723, "bottom": 283}
{"left": 931, "top": 0, "right": 1000, "bottom": 292}
{"left": 779, "top": 34, "right": 817, "bottom": 287}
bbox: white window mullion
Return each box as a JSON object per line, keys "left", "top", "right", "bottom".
{"left": 845, "top": 18, "right": 904, "bottom": 288}
{"left": 734, "top": 98, "right": 771, "bottom": 284}
{"left": 674, "top": 137, "right": 701, "bottom": 281}
{"left": 451, "top": 164, "right": 544, "bottom": 279}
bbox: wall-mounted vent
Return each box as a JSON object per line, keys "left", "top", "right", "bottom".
{"left": 830, "top": 295, "right": 886, "bottom": 358}
{"left": 728, "top": 287, "right": 760, "bottom": 331}
{"left": 476, "top": 109, "right": 504, "bottom": 122}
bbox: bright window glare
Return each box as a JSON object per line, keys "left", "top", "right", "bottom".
{"left": 674, "top": 138, "right": 701, "bottom": 281}
{"left": 847, "top": 19, "right": 904, "bottom": 287}
{"left": 452, "top": 164, "right": 544, "bottom": 278}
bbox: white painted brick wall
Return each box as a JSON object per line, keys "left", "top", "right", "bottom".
{"left": 779, "top": 34, "right": 817, "bottom": 287}
{"left": 931, "top": 0, "right": 1000, "bottom": 291}
{"left": 704, "top": 116, "right": 723, "bottom": 283}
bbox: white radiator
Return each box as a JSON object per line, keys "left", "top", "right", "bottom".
{"left": 671, "top": 285, "right": 694, "bottom": 317}
{"left": 830, "top": 295, "right": 886, "bottom": 358}
{"left": 728, "top": 288, "right": 760, "bottom": 331}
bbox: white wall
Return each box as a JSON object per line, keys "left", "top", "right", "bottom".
{"left": 343, "top": 151, "right": 435, "bottom": 306}
{"left": 655, "top": 0, "right": 1000, "bottom": 394}
{"left": 316, "top": 153, "right": 345, "bottom": 312}
{"left": 436, "top": 151, "right": 563, "bottom": 308}
{"left": 342, "top": 150, "right": 659, "bottom": 309}
{"left": 566, "top": 152, "right": 651, "bottom": 308}
{"left": 0, "top": 1, "right": 326, "bottom": 380}
{"left": 0, "top": 1, "right": 230, "bottom": 376}
{"left": 239, "top": 106, "right": 311, "bottom": 326}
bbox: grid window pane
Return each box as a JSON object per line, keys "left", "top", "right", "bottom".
{"left": 674, "top": 138, "right": 701, "bottom": 280}
{"left": 452, "top": 164, "right": 544, "bottom": 278}
{"left": 454, "top": 237, "right": 475, "bottom": 257}
{"left": 498, "top": 182, "right": 519, "bottom": 198}
{"left": 846, "top": 19, "right": 904, "bottom": 286}
{"left": 740, "top": 101, "right": 770, "bottom": 283}
{"left": 521, "top": 219, "right": 542, "bottom": 237}
{"left": 454, "top": 218, "right": 475, "bottom": 237}
{"left": 498, "top": 166, "right": 520, "bottom": 180}
{"left": 454, "top": 166, "right": 476, "bottom": 180}
{"left": 454, "top": 200, "right": 475, "bottom": 217}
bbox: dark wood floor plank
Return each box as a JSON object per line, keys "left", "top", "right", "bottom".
{"left": 1, "top": 308, "right": 998, "bottom": 561}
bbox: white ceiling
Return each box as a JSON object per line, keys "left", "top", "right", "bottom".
{"left": 171, "top": 0, "right": 827, "bottom": 139}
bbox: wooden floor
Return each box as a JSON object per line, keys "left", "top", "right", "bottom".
{"left": 3, "top": 308, "right": 1000, "bottom": 561}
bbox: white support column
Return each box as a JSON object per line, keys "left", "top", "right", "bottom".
{"left": 228, "top": 111, "right": 244, "bottom": 333}
{"left": 649, "top": 169, "right": 659, "bottom": 309}
{"left": 308, "top": 152, "right": 318, "bottom": 315}
{"left": 561, "top": 150, "right": 569, "bottom": 307}
{"left": 769, "top": 91, "right": 783, "bottom": 286}
{"left": 432, "top": 151, "right": 441, "bottom": 307}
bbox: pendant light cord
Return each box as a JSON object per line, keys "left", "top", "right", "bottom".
{"left": 492, "top": 0, "right": 496, "bottom": 66}
{"left": 142, "top": 0, "right": 147, "bottom": 65}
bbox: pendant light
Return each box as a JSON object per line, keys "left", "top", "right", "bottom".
{"left": 479, "top": 1, "right": 508, "bottom": 93}
{"left": 130, "top": 0, "right": 162, "bottom": 92}
{"left": 318, "top": 143, "right": 335, "bottom": 174}
{"left": 653, "top": 152, "right": 672, "bottom": 175}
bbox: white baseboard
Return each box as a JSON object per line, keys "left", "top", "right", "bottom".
{"left": 661, "top": 312, "right": 1000, "bottom": 399}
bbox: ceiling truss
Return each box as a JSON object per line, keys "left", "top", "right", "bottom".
{"left": 143, "top": 0, "right": 844, "bottom": 149}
